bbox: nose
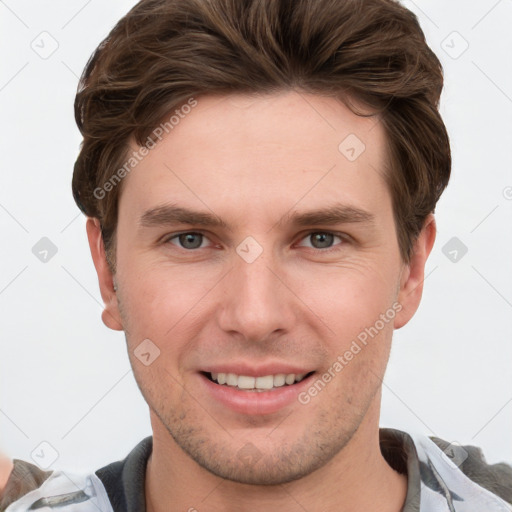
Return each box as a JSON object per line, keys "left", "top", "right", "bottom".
{"left": 216, "top": 244, "right": 296, "bottom": 343}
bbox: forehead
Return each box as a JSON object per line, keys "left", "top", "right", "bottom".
{"left": 118, "top": 91, "right": 391, "bottom": 225}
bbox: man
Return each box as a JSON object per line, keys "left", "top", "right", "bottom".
{"left": 1, "top": 0, "right": 511, "bottom": 510}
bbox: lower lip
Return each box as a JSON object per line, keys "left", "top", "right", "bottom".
{"left": 198, "top": 372, "right": 315, "bottom": 415}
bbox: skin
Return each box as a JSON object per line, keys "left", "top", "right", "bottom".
{"left": 87, "top": 91, "right": 436, "bottom": 512}
{"left": 0, "top": 455, "right": 13, "bottom": 497}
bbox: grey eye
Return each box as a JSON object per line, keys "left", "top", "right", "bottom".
{"left": 174, "top": 233, "right": 205, "bottom": 249}
{"left": 308, "top": 232, "right": 336, "bottom": 249}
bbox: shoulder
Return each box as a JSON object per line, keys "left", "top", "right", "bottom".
{"left": 429, "top": 436, "right": 512, "bottom": 506}
{"left": 0, "top": 437, "right": 152, "bottom": 512}
{"left": 0, "top": 456, "right": 52, "bottom": 512}
{"left": 380, "top": 428, "right": 512, "bottom": 511}
{"left": 94, "top": 435, "right": 153, "bottom": 512}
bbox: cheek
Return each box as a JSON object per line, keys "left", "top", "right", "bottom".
{"left": 290, "top": 260, "right": 399, "bottom": 337}
{"left": 119, "top": 263, "right": 221, "bottom": 348}
{"left": 118, "top": 244, "right": 400, "bottom": 355}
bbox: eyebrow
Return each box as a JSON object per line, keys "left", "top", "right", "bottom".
{"left": 277, "top": 204, "right": 375, "bottom": 229}
{"left": 139, "top": 205, "right": 229, "bottom": 230}
{"left": 138, "top": 203, "right": 375, "bottom": 231}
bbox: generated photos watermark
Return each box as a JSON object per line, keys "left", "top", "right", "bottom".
{"left": 298, "top": 301, "right": 403, "bottom": 405}
{"left": 93, "top": 97, "right": 198, "bottom": 200}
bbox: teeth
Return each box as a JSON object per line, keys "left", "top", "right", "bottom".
{"left": 209, "top": 372, "right": 309, "bottom": 390}
{"left": 238, "top": 376, "right": 256, "bottom": 389}
{"left": 285, "top": 374, "right": 295, "bottom": 385}
{"left": 273, "top": 374, "right": 286, "bottom": 387}
{"left": 226, "top": 373, "right": 238, "bottom": 386}
{"left": 255, "top": 375, "right": 274, "bottom": 390}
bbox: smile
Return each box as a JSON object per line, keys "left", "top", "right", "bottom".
{"left": 207, "top": 372, "right": 311, "bottom": 391}
{"left": 199, "top": 370, "right": 316, "bottom": 415}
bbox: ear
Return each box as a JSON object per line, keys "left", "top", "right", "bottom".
{"left": 394, "top": 214, "right": 436, "bottom": 329}
{"left": 86, "top": 217, "right": 123, "bottom": 331}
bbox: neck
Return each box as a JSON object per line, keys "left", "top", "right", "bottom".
{"left": 145, "top": 398, "right": 407, "bottom": 512}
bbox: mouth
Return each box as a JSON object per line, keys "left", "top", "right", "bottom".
{"left": 198, "top": 369, "right": 316, "bottom": 415}
{"left": 201, "top": 371, "right": 315, "bottom": 391}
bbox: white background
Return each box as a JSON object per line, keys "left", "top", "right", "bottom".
{"left": 0, "top": 0, "right": 511, "bottom": 473}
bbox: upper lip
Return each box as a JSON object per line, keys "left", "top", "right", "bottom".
{"left": 201, "top": 363, "right": 314, "bottom": 377}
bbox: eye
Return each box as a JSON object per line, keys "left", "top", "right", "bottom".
{"left": 162, "top": 231, "right": 346, "bottom": 252}
{"left": 165, "top": 232, "right": 211, "bottom": 250}
{"left": 297, "top": 231, "right": 345, "bottom": 251}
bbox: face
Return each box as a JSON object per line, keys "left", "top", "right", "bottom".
{"left": 88, "top": 91, "right": 433, "bottom": 485}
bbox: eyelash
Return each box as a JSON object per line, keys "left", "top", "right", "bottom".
{"left": 162, "top": 231, "right": 347, "bottom": 253}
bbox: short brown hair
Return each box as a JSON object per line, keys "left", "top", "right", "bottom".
{"left": 72, "top": 0, "right": 451, "bottom": 271}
